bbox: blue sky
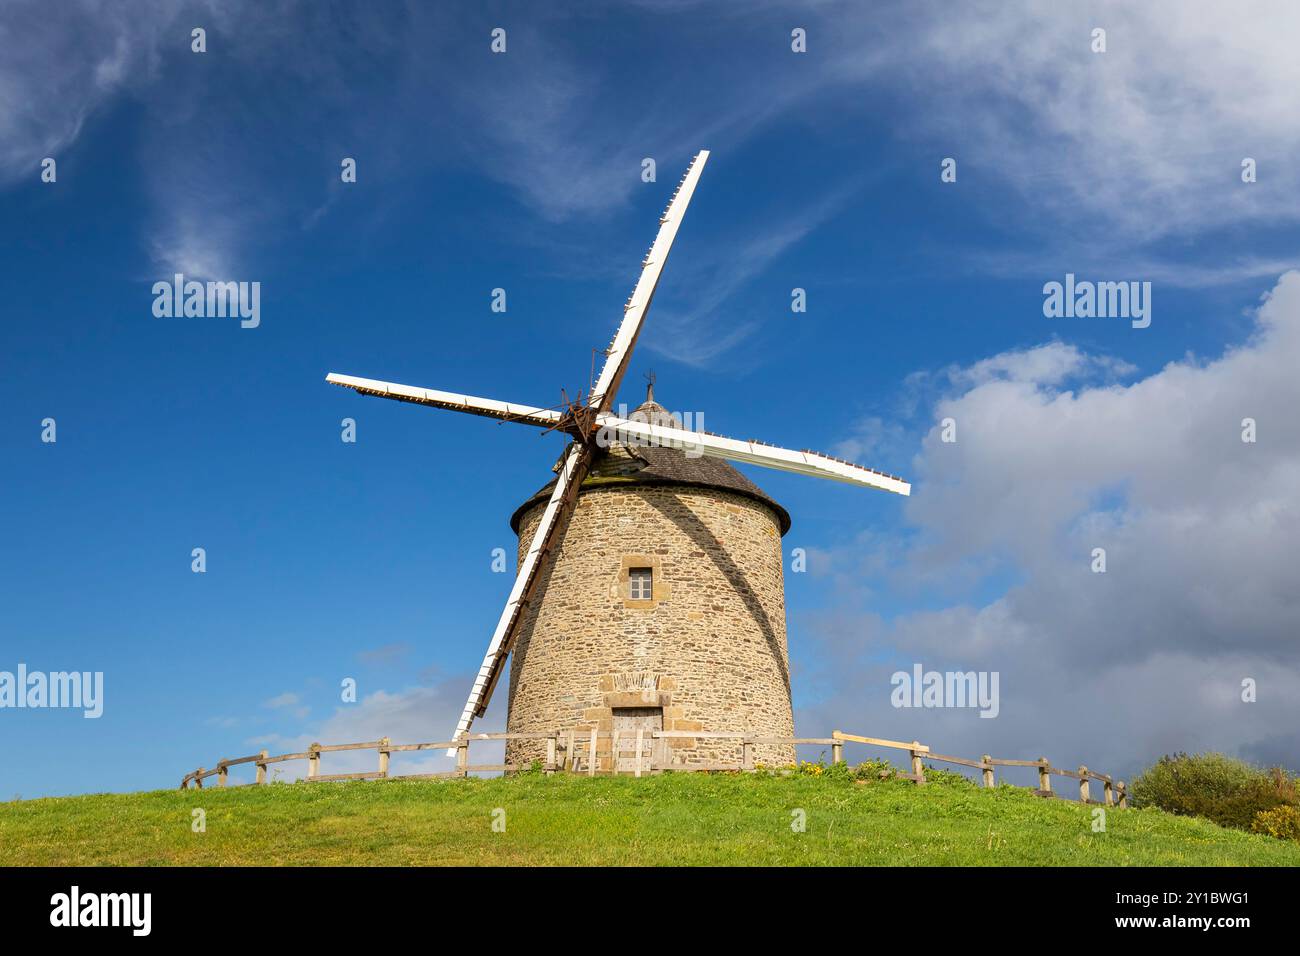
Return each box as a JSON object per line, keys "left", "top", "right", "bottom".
{"left": 4, "top": 1, "right": 1300, "bottom": 798}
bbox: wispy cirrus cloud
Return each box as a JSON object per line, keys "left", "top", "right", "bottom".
{"left": 644, "top": 181, "right": 864, "bottom": 368}
{"left": 0, "top": 0, "right": 168, "bottom": 185}
{"left": 263, "top": 691, "right": 309, "bottom": 719}
{"left": 11, "top": 2, "right": 1300, "bottom": 290}
{"left": 888, "top": 0, "right": 1300, "bottom": 240}
{"left": 962, "top": 246, "right": 1300, "bottom": 291}
{"left": 357, "top": 642, "right": 413, "bottom": 666}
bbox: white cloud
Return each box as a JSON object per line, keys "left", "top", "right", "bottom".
{"left": 247, "top": 673, "right": 505, "bottom": 782}
{"left": 147, "top": 206, "right": 241, "bottom": 281}
{"left": 462, "top": 0, "right": 1300, "bottom": 247}
{"left": 800, "top": 271, "right": 1300, "bottom": 777}
{"left": 860, "top": 0, "right": 1300, "bottom": 240}
{"left": 357, "top": 642, "right": 413, "bottom": 666}
{"left": 966, "top": 248, "right": 1300, "bottom": 291}
{"left": 0, "top": 1, "right": 168, "bottom": 185}
{"left": 952, "top": 344, "right": 1136, "bottom": 389}
{"left": 263, "top": 691, "right": 309, "bottom": 720}
{"left": 10, "top": 2, "right": 1300, "bottom": 284}
{"left": 644, "top": 182, "right": 862, "bottom": 368}
{"left": 832, "top": 416, "right": 906, "bottom": 465}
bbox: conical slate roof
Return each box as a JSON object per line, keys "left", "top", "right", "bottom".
{"left": 509, "top": 393, "right": 792, "bottom": 535}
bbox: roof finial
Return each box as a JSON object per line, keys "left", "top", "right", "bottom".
{"left": 644, "top": 369, "right": 656, "bottom": 405}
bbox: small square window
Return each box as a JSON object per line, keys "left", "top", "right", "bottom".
{"left": 628, "top": 567, "right": 653, "bottom": 601}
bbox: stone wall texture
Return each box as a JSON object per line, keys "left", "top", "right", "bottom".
{"left": 504, "top": 482, "right": 795, "bottom": 770}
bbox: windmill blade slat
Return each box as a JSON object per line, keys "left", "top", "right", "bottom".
{"left": 589, "top": 150, "right": 710, "bottom": 413}
{"left": 326, "top": 373, "right": 562, "bottom": 428}
{"left": 597, "top": 414, "right": 911, "bottom": 496}
{"left": 446, "top": 442, "right": 592, "bottom": 753}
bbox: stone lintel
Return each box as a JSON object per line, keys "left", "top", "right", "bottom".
{"left": 605, "top": 690, "right": 671, "bottom": 709}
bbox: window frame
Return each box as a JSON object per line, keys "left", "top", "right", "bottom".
{"left": 628, "top": 566, "right": 653, "bottom": 601}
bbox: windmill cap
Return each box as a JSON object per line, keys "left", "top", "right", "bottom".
{"left": 626, "top": 396, "right": 681, "bottom": 429}
{"left": 509, "top": 393, "right": 791, "bottom": 536}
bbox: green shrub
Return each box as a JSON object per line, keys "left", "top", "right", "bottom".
{"left": 1252, "top": 804, "right": 1300, "bottom": 842}
{"left": 1131, "top": 753, "right": 1297, "bottom": 832}
{"left": 1213, "top": 772, "right": 1297, "bottom": 831}
{"left": 852, "top": 758, "right": 898, "bottom": 782}
{"left": 794, "top": 759, "right": 830, "bottom": 778}
{"left": 921, "top": 765, "right": 979, "bottom": 789}
{"left": 820, "top": 759, "right": 854, "bottom": 781}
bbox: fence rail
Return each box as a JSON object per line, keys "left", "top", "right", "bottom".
{"left": 179, "top": 729, "right": 1127, "bottom": 807}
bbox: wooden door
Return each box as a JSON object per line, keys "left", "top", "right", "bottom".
{"left": 611, "top": 707, "right": 662, "bottom": 773}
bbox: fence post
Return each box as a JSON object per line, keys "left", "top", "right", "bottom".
{"left": 217, "top": 762, "right": 228, "bottom": 788}
{"left": 567, "top": 729, "right": 576, "bottom": 771}
{"left": 455, "top": 737, "right": 469, "bottom": 777}
{"left": 910, "top": 741, "right": 925, "bottom": 785}
{"left": 635, "top": 728, "right": 644, "bottom": 778}
{"left": 831, "top": 740, "right": 843, "bottom": 765}
{"left": 256, "top": 750, "right": 268, "bottom": 784}
{"left": 546, "top": 735, "right": 557, "bottom": 775}
{"left": 1117, "top": 781, "right": 1128, "bottom": 809}
{"left": 981, "top": 755, "right": 994, "bottom": 789}
{"left": 588, "top": 727, "right": 598, "bottom": 777}
{"left": 1104, "top": 778, "right": 1114, "bottom": 806}
{"left": 1038, "top": 758, "right": 1051, "bottom": 794}
{"left": 1078, "top": 766, "right": 1090, "bottom": 803}
{"left": 378, "top": 736, "right": 390, "bottom": 778}
{"left": 742, "top": 735, "right": 754, "bottom": 771}
{"left": 194, "top": 768, "right": 205, "bottom": 790}
{"left": 307, "top": 743, "right": 321, "bottom": 780}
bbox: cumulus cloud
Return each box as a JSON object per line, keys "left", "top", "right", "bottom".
{"left": 799, "top": 271, "right": 1300, "bottom": 779}
{"left": 944, "top": 344, "right": 1137, "bottom": 389}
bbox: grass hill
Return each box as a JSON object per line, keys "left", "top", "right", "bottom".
{"left": 3, "top": 770, "right": 1298, "bottom": 866}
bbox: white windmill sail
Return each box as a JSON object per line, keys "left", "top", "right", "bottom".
{"left": 325, "top": 373, "right": 563, "bottom": 429}
{"left": 589, "top": 149, "right": 710, "bottom": 413}
{"left": 323, "top": 370, "right": 586, "bottom": 754}
{"left": 594, "top": 413, "right": 911, "bottom": 496}
{"left": 446, "top": 442, "right": 591, "bottom": 753}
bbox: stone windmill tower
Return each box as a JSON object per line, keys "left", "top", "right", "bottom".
{"left": 327, "top": 150, "right": 910, "bottom": 769}
{"left": 506, "top": 381, "right": 795, "bottom": 769}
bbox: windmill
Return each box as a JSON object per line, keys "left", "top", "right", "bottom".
{"left": 326, "top": 150, "right": 910, "bottom": 752}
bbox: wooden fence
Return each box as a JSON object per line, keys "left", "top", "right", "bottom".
{"left": 179, "top": 728, "right": 1126, "bottom": 807}
{"left": 831, "top": 731, "right": 1128, "bottom": 807}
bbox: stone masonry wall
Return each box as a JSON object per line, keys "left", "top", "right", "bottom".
{"left": 504, "top": 482, "right": 795, "bottom": 770}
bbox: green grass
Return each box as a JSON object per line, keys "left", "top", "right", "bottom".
{"left": 3, "top": 770, "right": 1298, "bottom": 866}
